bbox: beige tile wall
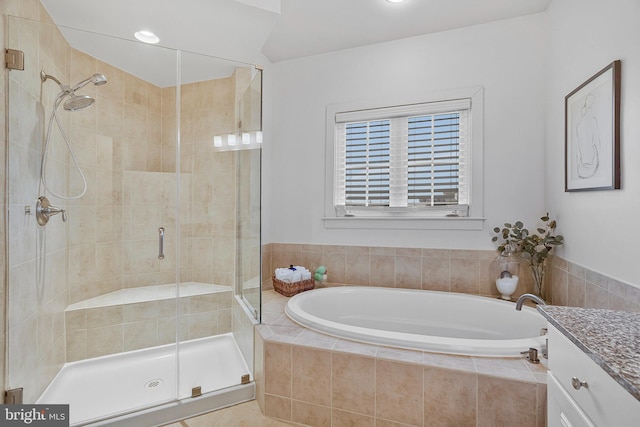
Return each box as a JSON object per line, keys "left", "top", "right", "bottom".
{"left": 120, "top": 170, "right": 188, "bottom": 293}
{"left": 173, "top": 71, "right": 252, "bottom": 288}
{"left": 178, "top": 71, "right": 261, "bottom": 374}
{"left": 65, "top": 291, "right": 232, "bottom": 361}
{"left": 264, "top": 243, "right": 640, "bottom": 312}
{"left": 548, "top": 256, "right": 640, "bottom": 312}
{"left": 66, "top": 52, "right": 169, "bottom": 304}
{"left": 65, "top": 47, "right": 252, "bottom": 303}
{"left": 4, "top": 5, "right": 70, "bottom": 403}
{"left": 255, "top": 326, "right": 546, "bottom": 427}
{"left": 264, "top": 243, "right": 539, "bottom": 299}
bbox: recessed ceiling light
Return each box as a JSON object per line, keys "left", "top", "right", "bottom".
{"left": 134, "top": 30, "right": 159, "bottom": 44}
{"left": 386, "top": 0, "right": 405, "bottom": 3}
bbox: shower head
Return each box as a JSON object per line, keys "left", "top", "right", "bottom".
{"left": 71, "top": 73, "right": 108, "bottom": 92}
{"left": 42, "top": 69, "right": 107, "bottom": 112}
{"left": 63, "top": 94, "right": 95, "bottom": 111}
{"left": 41, "top": 70, "right": 108, "bottom": 94}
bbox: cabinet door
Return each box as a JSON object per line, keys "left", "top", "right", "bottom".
{"left": 548, "top": 372, "right": 595, "bottom": 427}
{"left": 548, "top": 326, "right": 640, "bottom": 426}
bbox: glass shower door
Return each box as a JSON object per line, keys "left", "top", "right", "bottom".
{"left": 5, "top": 15, "right": 182, "bottom": 424}
{"left": 6, "top": 13, "right": 261, "bottom": 426}
{"left": 175, "top": 50, "right": 261, "bottom": 399}
{"left": 237, "top": 71, "right": 263, "bottom": 322}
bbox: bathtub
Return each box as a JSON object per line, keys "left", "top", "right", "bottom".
{"left": 285, "top": 286, "right": 547, "bottom": 357}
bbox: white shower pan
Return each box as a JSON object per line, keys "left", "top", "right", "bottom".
{"left": 37, "top": 334, "right": 254, "bottom": 426}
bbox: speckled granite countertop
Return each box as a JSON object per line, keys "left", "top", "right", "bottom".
{"left": 538, "top": 305, "right": 640, "bottom": 401}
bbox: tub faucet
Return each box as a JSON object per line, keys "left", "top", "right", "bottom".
{"left": 515, "top": 293, "right": 546, "bottom": 311}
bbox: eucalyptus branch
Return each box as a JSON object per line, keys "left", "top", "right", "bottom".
{"left": 491, "top": 213, "right": 564, "bottom": 267}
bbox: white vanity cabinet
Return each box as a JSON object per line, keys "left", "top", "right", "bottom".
{"left": 547, "top": 325, "right": 640, "bottom": 427}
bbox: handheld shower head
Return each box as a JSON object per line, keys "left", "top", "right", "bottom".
{"left": 41, "top": 69, "right": 108, "bottom": 113}
{"left": 71, "top": 73, "right": 108, "bottom": 92}
{"left": 40, "top": 69, "right": 107, "bottom": 200}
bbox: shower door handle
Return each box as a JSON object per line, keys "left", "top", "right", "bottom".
{"left": 158, "top": 227, "right": 165, "bottom": 260}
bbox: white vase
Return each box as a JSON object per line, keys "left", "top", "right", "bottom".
{"left": 495, "top": 276, "right": 519, "bottom": 300}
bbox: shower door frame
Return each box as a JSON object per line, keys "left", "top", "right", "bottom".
{"left": 4, "top": 15, "right": 261, "bottom": 425}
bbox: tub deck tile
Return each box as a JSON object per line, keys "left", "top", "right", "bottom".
{"left": 261, "top": 290, "right": 547, "bottom": 385}
{"left": 332, "top": 339, "right": 379, "bottom": 357}
{"left": 294, "top": 329, "right": 338, "bottom": 350}
{"left": 421, "top": 352, "right": 476, "bottom": 374}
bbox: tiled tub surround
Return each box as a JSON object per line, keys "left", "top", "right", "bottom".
{"left": 547, "top": 257, "right": 640, "bottom": 312}
{"left": 263, "top": 244, "right": 640, "bottom": 313}
{"left": 255, "top": 290, "right": 547, "bottom": 427}
{"left": 65, "top": 282, "right": 232, "bottom": 362}
{"left": 257, "top": 243, "right": 640, "bottom": 426}
{"left": 539, "top": 305, "right": 640, "bottom": 401}
{"left": 263, "top": 244, "right": 536, "bottom": 298}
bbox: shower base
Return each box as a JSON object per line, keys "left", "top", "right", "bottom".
{"left": 37, "top": 333, "right": 254, "bottom": 426}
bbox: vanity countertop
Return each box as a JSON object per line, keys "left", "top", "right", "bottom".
{"left": 538, "top": 305, "right": 640, "bottom": 401}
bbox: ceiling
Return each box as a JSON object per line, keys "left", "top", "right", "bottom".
{"left": 40, "top": 0, "right": 551, "bottom": 86}
{"left": 263, "top": 0, "right": 551, "bottom": 62}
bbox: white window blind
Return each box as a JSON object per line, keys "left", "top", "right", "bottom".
{"left": 334, "top": 98, "right": 471, "bottom": 217}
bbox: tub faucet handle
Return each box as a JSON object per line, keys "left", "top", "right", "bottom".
{"left": 520, "top": 347, "right": 540, "bottom": 364}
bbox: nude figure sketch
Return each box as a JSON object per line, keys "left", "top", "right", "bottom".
{"left": 574, "top": 93, "right": 600, "bottom": 179}
{"left": 565, "top": 60, "right": 619, "bottom": 191}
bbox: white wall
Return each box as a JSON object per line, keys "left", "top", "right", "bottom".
{"left": 545, "top": 0, "right": 640, "bottom": 287}
{"left": 265, "top": 13, "right": 548, "bottom": 249}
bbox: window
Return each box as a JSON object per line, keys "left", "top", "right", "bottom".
{"left": 324, "top": 88, "right": 484, "bottom": 230}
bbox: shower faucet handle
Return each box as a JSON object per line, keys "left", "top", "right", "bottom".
{"left": 36, "top": 196, "right": 67, "bottom": 226}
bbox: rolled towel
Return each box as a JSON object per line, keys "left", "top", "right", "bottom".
{"left": 275, "top": 268, "right": 294, "bottom": 283}
{"left": 291, "top": 270, "right": 302, "bottom": 282}
{"left": 293, "top": 266, "right": 311, "bottom": 281}
{"left": 277, "top": 266, "right": 311, "bottom": 283}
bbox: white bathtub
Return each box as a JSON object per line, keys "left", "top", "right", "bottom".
{"left": 285, "top": 286, "right": 547, "bottom": 357}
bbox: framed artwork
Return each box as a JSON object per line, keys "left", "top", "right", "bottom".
{"left": 565, "top": 60, "right": 621, "bottom": 192}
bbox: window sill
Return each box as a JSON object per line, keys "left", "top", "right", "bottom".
{"left": 322, "top": 217, "right": 485, "bottom": 230}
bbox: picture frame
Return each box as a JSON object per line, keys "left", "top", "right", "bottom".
{"left": 565, "top": 60, "right": 621, "bottom": 192}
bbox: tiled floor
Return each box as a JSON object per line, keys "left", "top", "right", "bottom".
{"left": 163, "top": 400, "right": 303, "bottom": 426}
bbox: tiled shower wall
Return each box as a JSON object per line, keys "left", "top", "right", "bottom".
{"left": 5, "top": 7, "right": 70, "bottom": 403}
{"left": 65, "top": 290, "right": 233, "bottom": 362}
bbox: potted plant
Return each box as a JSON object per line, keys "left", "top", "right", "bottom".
{"left": 492, "top": 213, "right": 564, "bottom": 299}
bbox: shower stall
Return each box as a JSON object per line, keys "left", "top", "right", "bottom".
{"left": 5, "top": 14, "right": 262, "bottom": 427}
